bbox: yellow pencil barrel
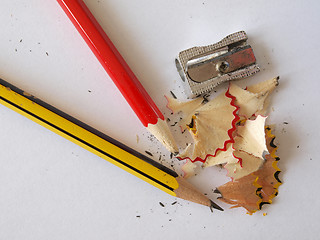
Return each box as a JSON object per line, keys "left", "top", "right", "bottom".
{"left": 0, "top": 78, "right": 178, "bottom": 196}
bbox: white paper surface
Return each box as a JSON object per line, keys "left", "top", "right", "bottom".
{"left": 0, "top": 0, "right": 319, "bottom": 239}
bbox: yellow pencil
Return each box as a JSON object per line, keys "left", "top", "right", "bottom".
{"left": 0, "top": 78, "right": 222, "bottom": 211}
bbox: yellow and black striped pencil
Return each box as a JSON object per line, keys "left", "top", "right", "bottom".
{"left": 0, "top": 78, "right": 222, "bottom": 211}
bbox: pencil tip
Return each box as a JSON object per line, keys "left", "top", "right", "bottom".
{"left": 210, "top": 200, "right": 224, "bottom": 212}
{"left": 213, "top": 188, "right": 221, "bottom": 194}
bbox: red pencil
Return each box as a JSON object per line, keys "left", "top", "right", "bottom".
{"left": 56, "top": 0, "right": 178, "bottom": 153}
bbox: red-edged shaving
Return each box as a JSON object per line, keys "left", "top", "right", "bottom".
{"left": 174, "top": 89, "right": 239, "bottom": 163}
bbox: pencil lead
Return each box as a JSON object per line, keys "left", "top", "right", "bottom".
{"left": 213, "top": 188, "right": 221, "bottom": 194}
{"left": 210, "top": 200, "right": 224, "bottom": 212}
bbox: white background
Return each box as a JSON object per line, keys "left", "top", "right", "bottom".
{"left": 0, "top": 0, "right": 319, "bottom": 239}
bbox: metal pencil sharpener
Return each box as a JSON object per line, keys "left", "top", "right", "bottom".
{"left": 175, "top": 31, "right": 260, "bottom": 98}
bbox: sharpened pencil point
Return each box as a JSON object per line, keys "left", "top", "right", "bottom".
{"left": 213, "top": 188, "right": 221, "bottom": 194}
{"left": 210, "top": 200, "right": 224, "bottom": 212}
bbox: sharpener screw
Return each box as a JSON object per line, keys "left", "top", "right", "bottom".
{"left": 217, "top": 61, "right": 229, "bottom": 73}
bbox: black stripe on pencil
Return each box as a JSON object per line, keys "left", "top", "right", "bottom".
{"left": 0, "top": 79, "right": 177, "bottom": 178}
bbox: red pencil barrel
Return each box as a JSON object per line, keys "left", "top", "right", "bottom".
{"left": 56, "top": 0, "right": 164, "bottom": 126}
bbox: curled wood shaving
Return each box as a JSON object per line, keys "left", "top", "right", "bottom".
{"left": 216, "top": 126, "right": 281, "bottom": 214}
{"left": 177, "top": 90, "right": 238, "bottom": 162}
{"left": 228, "top": 77, "right": 279, "bottom": 118}
{"left": 165, "top": 96, "right": 204, "bottom": 131}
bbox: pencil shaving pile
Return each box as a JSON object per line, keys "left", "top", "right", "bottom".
{"left": 166, "top": 77, "right": 281, "bottom": 214}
